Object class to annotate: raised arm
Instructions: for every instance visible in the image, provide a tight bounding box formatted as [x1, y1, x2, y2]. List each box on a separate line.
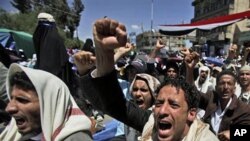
[225, 44, 237, 64]
[184, 51, 199, 85]
[93, 18, 127, 77]
[114, 42, 134, 63]
[149, 39, 165, 59]
[74, 18, 151, 132]
[241, 47, 250, 66]
[73, 51, 96, 75]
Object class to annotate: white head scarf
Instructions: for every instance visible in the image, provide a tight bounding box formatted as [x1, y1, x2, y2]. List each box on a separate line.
[0, 63, 91, 141]
[129, 73, 160, 99]
[195, 66, 212, 93]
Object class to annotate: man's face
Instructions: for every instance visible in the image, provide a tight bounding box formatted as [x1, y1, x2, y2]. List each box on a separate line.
[153, 85, 196, 141]
[199, 70, 209, 83]
[166, 68, 177, 79]
[216, 74, 236, 102]
[6, 85, 41, 135]
[239, 70, 250, 88]
[132, 79, 153, 109]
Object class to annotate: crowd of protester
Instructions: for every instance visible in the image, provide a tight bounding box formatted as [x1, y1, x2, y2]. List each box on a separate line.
[1, 13, 250, 141]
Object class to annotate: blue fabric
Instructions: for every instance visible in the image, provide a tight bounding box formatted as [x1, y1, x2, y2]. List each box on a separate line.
[93, 120, 119, 141]
[0, 32, 11, 48]
[94, 79, 130, 140]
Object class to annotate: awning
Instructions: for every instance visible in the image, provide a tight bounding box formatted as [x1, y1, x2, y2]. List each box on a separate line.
[158, 10, 250, 36]
[0, 28, 35, 58]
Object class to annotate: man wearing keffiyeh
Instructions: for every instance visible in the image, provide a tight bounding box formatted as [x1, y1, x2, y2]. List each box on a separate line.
[0, 64, 92, 141]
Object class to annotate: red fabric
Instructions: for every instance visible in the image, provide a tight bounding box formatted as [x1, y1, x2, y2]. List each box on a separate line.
[161, 10, 250, 27]
[158, 10, 250, 35]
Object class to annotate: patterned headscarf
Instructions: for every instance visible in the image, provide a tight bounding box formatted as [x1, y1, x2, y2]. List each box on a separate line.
[129, 73, 160, 98]
[0, 63, 91, 141]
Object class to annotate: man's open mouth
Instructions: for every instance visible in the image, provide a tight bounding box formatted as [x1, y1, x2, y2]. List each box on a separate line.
[158, 121, 172, 130]
[136, 99, 144, 106]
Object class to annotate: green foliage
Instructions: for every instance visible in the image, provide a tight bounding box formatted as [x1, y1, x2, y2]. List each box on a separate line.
[1, 0, 85, 47]
[57, 28, 83, 49]
[64, 38, 83, 49]
[11, 0, 32, 13]
[0, 8, 12, 29]
[0, 9, 38, 34]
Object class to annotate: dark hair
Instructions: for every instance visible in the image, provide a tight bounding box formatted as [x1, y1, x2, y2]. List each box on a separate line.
[155, 77, 200, 109]
[216, 70, 236, 84]
[10, 72, 36, 92]
[82, 38, 95, 55]
[165, 61, 179, 72]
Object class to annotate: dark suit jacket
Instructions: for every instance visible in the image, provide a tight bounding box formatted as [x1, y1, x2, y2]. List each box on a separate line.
[200, 91, 250, 133]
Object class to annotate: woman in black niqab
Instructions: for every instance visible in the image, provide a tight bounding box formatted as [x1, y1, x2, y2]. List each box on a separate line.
[33, 13, 73, 89]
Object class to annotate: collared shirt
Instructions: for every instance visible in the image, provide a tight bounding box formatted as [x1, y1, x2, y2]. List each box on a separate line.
[211, 98, 232, 134]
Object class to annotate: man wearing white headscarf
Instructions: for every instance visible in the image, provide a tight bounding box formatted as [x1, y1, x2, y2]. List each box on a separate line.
[194, 66, 214, 119]
[0, 63, 92, 141]
[194, 66, 213, 93]
[0, 62, 8, 103]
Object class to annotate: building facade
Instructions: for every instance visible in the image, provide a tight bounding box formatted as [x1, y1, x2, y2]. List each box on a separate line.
[135, 31, 187, 54]
[192, 0, 250, 57]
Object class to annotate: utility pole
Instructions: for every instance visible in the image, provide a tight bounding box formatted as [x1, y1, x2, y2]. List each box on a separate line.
[151, 0, 154, 32]
[150, 0, 154, 51]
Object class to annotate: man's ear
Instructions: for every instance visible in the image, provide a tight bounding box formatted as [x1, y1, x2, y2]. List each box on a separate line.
[187, 108, 197, 122]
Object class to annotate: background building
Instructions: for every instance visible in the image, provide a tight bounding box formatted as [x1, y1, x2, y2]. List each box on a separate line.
[192, 0, 250, 57]
[135, 31, 187, 54]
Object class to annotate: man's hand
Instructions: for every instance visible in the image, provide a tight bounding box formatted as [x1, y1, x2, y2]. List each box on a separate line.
[228, 44, 237, 59]
[93, 18, 127, 50]
[184, 51, 199, 84]
[180, 47, 191, 56]
[155, 39, 165, 50]
[73, 51, 96, 75]
[184, 51, 200, 69]
[218, 130, 230, 141]
[114, 43, 134, 63]
[93, 18, 127, 77]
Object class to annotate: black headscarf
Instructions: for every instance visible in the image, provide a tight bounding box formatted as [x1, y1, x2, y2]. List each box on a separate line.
[33, 20, 73, 88]
[82, 38, 95, 55]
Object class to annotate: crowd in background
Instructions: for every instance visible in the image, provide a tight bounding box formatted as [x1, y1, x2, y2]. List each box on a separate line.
[1, 13, 250, 141]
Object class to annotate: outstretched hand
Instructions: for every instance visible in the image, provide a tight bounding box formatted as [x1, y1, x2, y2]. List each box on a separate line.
[116, 42, 134, 57]
[93, 18, 127, 77]
[114, 42, 134, 63]
[180, 47, 191, 56]
[228, 44, 237, 59]
[93, 18, 127, 50]
[155, 39, 165, 50]
[184, 51, 200, 69]
[73, 51, 96, 75]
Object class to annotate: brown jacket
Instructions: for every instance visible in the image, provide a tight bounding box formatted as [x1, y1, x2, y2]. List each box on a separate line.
[200, 91, 250, 133]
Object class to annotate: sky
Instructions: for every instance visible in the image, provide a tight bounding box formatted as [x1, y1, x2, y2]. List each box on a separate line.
[0, 0, 194, 41]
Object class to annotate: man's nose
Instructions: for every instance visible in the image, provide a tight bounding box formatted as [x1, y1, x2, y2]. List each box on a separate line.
[134, 90, 142, 97]
[5, 100, 18, 114]
[159, 103, 170, 116]
[224, 83, 230, 89]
